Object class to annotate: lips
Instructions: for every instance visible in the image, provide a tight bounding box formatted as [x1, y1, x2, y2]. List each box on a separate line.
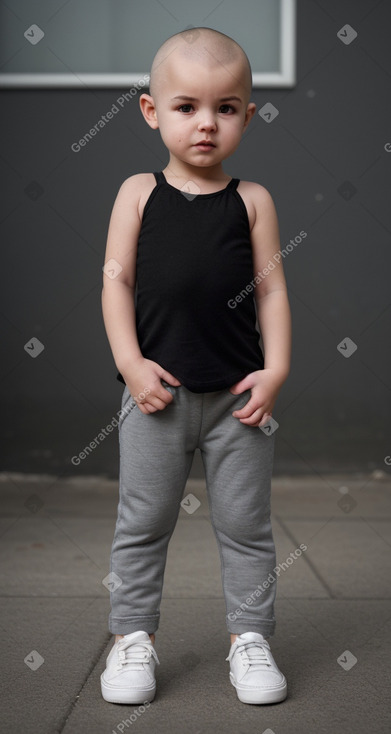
[194, 141, 215, 147]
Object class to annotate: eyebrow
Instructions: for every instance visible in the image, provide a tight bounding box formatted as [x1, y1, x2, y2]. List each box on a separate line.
[171, 95, 242, 103]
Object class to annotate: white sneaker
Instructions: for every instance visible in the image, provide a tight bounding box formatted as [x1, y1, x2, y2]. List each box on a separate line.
[101, 630, 160, 704]
[226, 632, 287, 704]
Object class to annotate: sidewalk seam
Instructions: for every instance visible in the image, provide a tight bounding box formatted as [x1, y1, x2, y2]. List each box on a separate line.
[56, 631, 112, 733]
[274, 514, 335, 598]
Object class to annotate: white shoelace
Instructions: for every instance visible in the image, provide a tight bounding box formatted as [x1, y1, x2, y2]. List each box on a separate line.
[226, 640, 272, 669]
[116, 638, 160, 671]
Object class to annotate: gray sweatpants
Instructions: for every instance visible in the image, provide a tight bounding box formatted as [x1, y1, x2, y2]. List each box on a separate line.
[108, 380, 277, 637]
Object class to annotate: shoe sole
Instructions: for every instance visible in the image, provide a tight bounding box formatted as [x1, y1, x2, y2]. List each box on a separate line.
[100, 673, 156, 704]
[229, 672, 287, 704]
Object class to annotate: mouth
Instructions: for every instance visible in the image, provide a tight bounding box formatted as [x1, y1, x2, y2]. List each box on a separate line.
[194, 141, 216, 151]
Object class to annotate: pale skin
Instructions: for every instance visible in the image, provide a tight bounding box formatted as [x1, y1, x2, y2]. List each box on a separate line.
[103, 39, 291, 650]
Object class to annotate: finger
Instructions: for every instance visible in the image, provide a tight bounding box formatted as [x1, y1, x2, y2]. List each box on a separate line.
[138, 387, 173, 407]
[139, 397, 169, 413]
[233, 406, 264, 426]
[161, 371, 182, 386]
[232, 399, 265, 419]
[138, 402, 161, 414]
[239, 413, 265, 427]
[157, 387, 175, 405]
[258, 412, 273, 427]
[151, 396, 171, 410]
[229, 373, 255, 395]
[136, 402, 152, 414]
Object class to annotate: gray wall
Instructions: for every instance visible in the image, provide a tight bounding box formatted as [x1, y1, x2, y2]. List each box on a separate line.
[1, 0, 390, 479]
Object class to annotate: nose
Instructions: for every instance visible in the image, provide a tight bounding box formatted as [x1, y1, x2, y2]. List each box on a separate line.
[197, 110, 217, 132]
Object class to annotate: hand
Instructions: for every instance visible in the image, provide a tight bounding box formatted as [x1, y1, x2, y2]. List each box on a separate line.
[120, 357, 181, 414]
[229, 369, 285, 428]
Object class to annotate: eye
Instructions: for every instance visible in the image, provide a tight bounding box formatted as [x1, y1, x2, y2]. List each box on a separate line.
[178, 104, 193, 113]
[176, 103, 236, 114]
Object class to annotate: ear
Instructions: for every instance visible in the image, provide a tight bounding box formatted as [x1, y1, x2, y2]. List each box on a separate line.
[139, 93, 159, 129]
[243, 102, 257, 131]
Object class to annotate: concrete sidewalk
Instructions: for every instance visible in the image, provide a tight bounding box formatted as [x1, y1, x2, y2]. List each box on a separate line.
[0, 471, 390, 734]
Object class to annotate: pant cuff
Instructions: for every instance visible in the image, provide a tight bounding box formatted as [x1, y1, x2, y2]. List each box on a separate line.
[109, 613, 160, 635]
[226, 616, 276, 637]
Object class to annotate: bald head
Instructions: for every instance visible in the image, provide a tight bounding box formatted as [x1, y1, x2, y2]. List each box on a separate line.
[149, 27, 252, 105]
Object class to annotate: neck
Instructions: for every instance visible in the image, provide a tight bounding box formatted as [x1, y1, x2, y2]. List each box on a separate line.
[164, 158, 228, 185]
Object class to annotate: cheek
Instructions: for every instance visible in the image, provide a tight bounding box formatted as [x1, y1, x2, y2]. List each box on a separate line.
[231, 121, 246, 138]
[224, 125, 240, 142]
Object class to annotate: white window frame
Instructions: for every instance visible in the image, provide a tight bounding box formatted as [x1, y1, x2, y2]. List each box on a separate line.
[0, 0, 296, 88]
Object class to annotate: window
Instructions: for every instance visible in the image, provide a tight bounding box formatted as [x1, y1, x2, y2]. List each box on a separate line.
[0, 0, 296, 88]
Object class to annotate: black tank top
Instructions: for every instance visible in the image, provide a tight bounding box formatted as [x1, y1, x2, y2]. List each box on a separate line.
[116, 170, 264, 392]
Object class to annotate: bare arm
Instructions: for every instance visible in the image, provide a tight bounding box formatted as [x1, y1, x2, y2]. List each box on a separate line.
[231, 184, 292, 426]
[101, 175, 181, 413]
[253, 188, 291, 384]
[101, 281, 141, 370]
[101, 176, 143, 371]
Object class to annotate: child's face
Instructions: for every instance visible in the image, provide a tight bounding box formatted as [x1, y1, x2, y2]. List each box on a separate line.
[140, 54, 256, 170]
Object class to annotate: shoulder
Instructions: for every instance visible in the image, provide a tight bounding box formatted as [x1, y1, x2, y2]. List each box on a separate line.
[118, 172, 156, 191]
[236, 180, 276, 231]
[238, 180, 275, 207]
[116, 172, 156, 198]
[115, 173, 157, 221]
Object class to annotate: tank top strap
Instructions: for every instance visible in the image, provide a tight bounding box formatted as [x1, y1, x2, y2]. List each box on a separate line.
[227, 177, 240, 191]
[153, 171, 165, 185]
